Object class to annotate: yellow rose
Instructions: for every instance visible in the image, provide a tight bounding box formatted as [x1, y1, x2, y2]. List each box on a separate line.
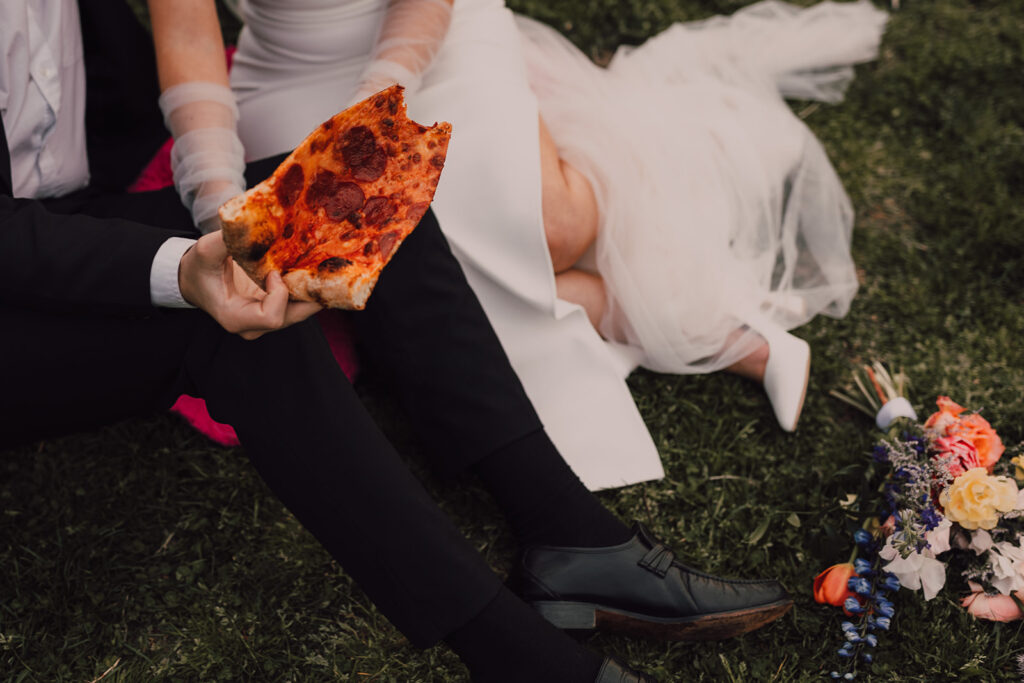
[1012, 455, 1024, 484]
[939, 468, 1018, 530]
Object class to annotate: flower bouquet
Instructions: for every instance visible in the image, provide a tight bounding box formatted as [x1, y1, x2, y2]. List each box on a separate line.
[816, 365, 1024, 679]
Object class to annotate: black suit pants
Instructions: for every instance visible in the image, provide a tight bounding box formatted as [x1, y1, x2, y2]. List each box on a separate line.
[1, 158, 543, 646]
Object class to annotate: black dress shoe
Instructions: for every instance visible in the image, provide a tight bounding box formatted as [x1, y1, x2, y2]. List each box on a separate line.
[512, 522, 792, 641]
[595, 657, 659, 682]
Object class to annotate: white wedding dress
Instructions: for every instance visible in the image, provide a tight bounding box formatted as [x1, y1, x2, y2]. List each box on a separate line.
[229, 0, 887, 490]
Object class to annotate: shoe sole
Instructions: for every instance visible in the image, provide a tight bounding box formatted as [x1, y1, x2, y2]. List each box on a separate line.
[790, 349, 810, 431]
[532, 597, 793, 641]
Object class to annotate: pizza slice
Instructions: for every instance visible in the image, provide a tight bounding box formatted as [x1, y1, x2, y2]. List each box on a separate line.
[219, 85, 451, 309]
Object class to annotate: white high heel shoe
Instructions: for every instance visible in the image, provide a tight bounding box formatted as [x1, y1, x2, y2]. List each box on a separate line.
[759, 327, 811, 433]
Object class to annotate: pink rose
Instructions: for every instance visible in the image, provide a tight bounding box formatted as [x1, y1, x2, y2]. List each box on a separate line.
[932, 436, 981, 480]
[924, 396, 1005, 471]
[961, 582, 1024, 622]
[931, 436, 981, 507]
[951, 413, 1005, 471]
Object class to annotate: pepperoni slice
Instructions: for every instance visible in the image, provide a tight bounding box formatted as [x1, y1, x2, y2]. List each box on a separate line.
[378, 231, 400, 259]
[276, 163, 304, 207]
[340, 126, 376, 167]
[306, 169, 365, 220]
[338, 126, 388, 182]
[406, 201, 431, 226]
[325, 183, 365, 220]
[352, 147, 387, 182]
[362, 196, 397, 226]
[306, 169, 339, 207]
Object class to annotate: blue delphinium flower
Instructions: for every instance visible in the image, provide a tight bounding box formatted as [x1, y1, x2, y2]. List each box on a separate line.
[919, 506, 942, 531]
[829, 536, 900, 680]
[868, 615, 891, 630]
[843, 596, 865, 614]
[874, 597, 896, 618]
[840, 620, 860, 641]
[880, 573, 900, 592]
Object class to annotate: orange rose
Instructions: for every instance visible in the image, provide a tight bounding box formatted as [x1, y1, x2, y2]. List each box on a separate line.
[813, 563, 857, 606]
[924, 396, 965, 433]
[950, 413, 1005, 470]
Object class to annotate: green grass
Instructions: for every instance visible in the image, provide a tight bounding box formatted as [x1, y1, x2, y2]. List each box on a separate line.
[4, 0, 1024, 680]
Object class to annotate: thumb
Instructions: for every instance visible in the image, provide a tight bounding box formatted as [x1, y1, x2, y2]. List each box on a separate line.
[196, 230, 230, 268]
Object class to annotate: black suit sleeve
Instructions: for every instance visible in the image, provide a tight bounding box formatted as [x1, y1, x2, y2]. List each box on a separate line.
[0, 195, 183, 316]
[0, 117, 188, 317]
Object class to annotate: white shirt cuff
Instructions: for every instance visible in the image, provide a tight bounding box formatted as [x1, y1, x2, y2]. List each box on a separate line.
[150, 236, 198, 308]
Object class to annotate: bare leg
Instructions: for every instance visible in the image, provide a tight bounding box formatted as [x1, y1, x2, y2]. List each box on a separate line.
[723, 330, 769, 383]
[539, 117, 772, 381]
[539, 116, 607, 327]
[555, 269, 606, 328]
[539, 116, 599, 274]
[537, 114, 778, 387]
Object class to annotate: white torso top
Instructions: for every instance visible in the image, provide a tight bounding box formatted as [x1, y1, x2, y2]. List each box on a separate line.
[239, 0, 383, 62]
[0, 0, 89, 198]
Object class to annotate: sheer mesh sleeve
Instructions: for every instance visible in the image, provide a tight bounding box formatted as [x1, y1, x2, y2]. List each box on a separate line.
[352, 0, 453, 103]
[159, 82, 246, 234]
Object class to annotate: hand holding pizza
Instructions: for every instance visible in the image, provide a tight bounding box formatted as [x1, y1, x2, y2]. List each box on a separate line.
[179, 231, 322, 340]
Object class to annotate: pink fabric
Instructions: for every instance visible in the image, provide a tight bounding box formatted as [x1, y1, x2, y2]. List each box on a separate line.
[131, 46, 360, 446]
[170, 394, 241, 446]
[127, 137, 174, 194]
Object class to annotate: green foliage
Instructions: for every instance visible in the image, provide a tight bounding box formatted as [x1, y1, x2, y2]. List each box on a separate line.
[6, 0, 1024, 680]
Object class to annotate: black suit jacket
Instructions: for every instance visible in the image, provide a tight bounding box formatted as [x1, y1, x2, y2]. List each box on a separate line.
[0, 0, 188, 317]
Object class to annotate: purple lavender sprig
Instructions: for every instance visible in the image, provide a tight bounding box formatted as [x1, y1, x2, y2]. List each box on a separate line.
[873, 434, 950, 560]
